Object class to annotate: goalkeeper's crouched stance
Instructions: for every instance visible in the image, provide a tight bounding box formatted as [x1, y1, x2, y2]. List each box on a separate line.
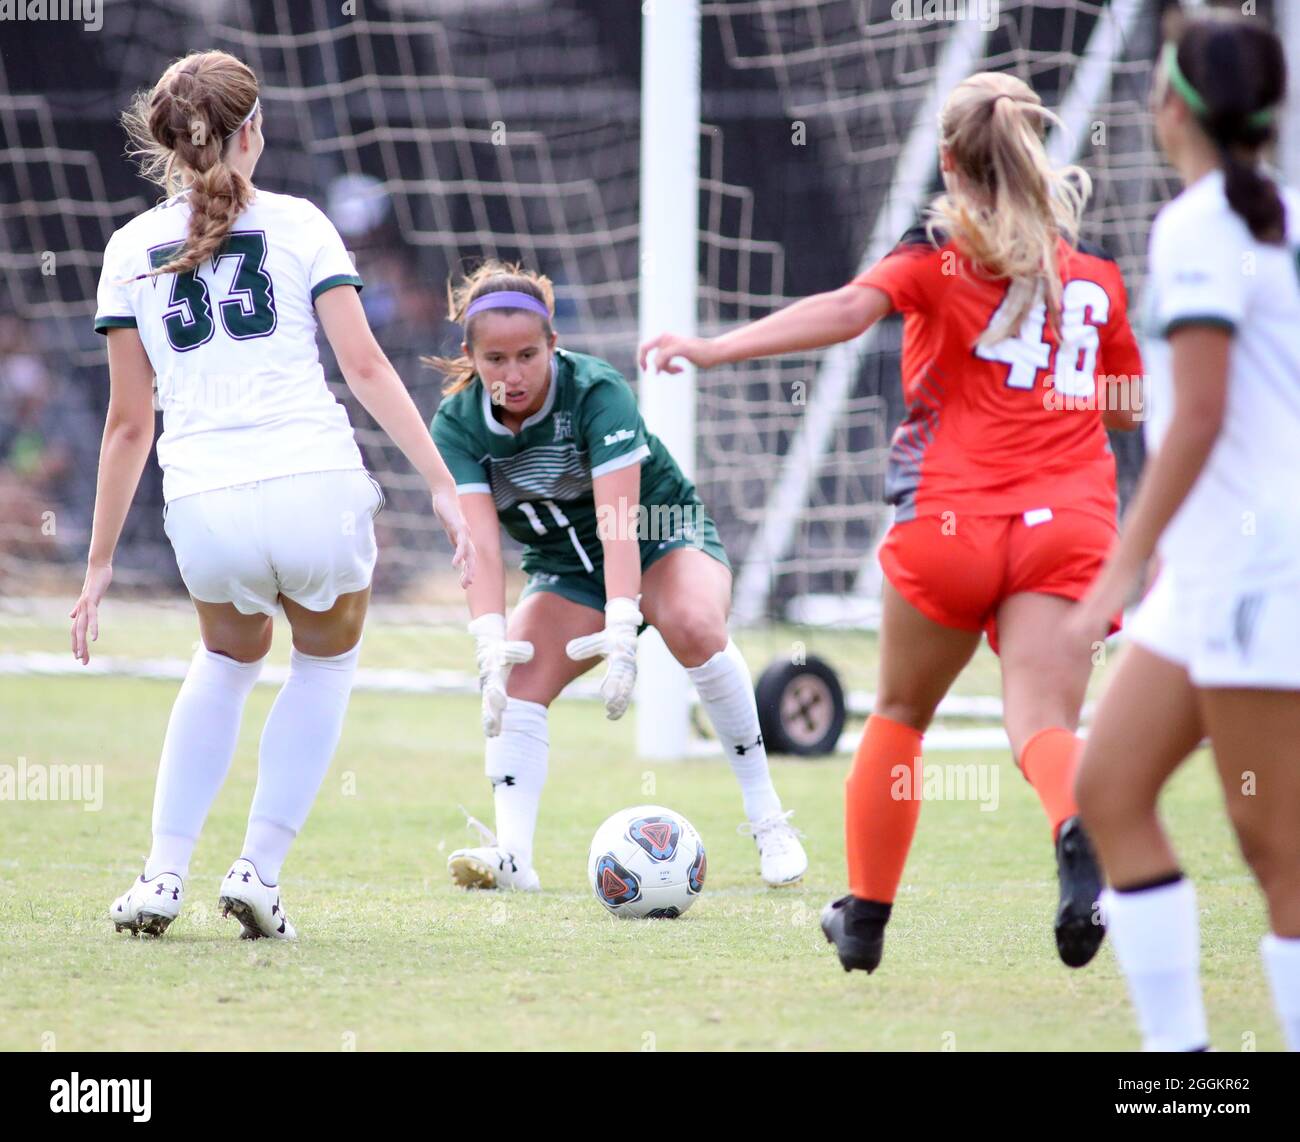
[428, 262, 807, 890]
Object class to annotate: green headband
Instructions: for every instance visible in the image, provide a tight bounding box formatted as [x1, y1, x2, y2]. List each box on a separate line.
[1161, 42, 1275, 129]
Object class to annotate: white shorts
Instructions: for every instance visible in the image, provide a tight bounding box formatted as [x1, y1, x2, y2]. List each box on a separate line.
[163, 469, 383, 617]
[1128, 569, 1300, 690]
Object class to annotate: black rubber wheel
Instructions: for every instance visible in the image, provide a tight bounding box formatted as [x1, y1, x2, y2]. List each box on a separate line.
[754, 654, 847, 757]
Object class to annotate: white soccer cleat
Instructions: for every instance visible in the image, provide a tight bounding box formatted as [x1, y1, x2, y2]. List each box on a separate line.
[740, 810, 808, 888]
[447, 846, 542, 892]
[448, 808, 541, 891]
[219, 858, 296, 940]
[110, 871, 184, 937]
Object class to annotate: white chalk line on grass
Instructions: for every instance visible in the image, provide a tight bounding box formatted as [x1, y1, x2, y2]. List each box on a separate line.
[0, 652, 1028, 753]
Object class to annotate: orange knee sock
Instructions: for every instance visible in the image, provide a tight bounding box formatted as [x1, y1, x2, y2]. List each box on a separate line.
[845, 714, 924, 903]
[1019, 726, 1082, 841]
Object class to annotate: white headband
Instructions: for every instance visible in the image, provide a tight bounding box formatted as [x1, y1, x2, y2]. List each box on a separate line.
[224, 97, 259, 146]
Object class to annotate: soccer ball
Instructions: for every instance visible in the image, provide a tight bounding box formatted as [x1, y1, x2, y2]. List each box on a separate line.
[587, 805, 706, 919]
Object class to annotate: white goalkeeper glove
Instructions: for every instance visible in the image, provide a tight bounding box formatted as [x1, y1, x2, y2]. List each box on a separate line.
[467, 613, 535, 737]
[565, 596, 642, 721]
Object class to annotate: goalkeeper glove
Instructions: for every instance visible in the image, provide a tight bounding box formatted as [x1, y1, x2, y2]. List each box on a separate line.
[565, 596, 642, 721]
[467, 612, 535, 737]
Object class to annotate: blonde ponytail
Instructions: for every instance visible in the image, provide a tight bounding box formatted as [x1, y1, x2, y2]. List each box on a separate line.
[929, 72, 1091, 345]
[122, 50, 259, 278]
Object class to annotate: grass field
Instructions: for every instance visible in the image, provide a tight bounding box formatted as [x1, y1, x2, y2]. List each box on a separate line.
[0, 600, 1282, 1051]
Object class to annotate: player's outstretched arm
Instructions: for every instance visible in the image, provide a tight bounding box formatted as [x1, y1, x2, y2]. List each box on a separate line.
[70, 328, 155, 665]
[316, 285, 475, 587]
[639, 283, 892, 374]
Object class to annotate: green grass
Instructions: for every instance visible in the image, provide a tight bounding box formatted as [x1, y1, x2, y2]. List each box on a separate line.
[0, 608, 1283, 1051]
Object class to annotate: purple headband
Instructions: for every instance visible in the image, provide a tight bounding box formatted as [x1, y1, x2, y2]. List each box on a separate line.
[464, 290, 551, 321]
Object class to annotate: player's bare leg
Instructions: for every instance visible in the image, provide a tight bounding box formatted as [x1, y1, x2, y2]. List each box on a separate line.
[1201, 687, 1300, 1048]
[641, 548, 808, 886]
[825, 579, 980, 972]
[450, 590, 600, 891]
[1076, 644, 1201, 886]
[998, 590, 1106, 966]
[1077, 643, 1208, 1049]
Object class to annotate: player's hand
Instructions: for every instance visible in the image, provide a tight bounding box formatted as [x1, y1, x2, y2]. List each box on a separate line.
[433, 489, 476, 589]
[70, 562, 113, 666]
[467, 612, 534, 737]
[565, 596, 641, 720]
[638, 333, 719, 375]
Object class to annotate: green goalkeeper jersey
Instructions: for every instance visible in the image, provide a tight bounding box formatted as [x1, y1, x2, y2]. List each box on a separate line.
[430, 348, 701, 577]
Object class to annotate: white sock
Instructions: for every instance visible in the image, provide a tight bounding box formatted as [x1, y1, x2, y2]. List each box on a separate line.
[485, 698, 548, 869]
[1262, 932, 1300, 1051]
[146, 647, 264, 880]
[1103, 877, 1210, 1051]
[242, 642, 360, 883]
[687, 640, 782, 822]
[239, 819, 297, 887]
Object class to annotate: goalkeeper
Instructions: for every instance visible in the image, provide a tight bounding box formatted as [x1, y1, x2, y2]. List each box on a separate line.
[428, 261, 806, 891]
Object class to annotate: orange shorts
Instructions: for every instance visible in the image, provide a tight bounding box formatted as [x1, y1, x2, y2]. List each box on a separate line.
[878, 508, 1120, 654]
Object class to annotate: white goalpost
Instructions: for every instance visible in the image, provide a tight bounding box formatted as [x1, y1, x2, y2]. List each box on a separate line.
[636, 0, 702, 760]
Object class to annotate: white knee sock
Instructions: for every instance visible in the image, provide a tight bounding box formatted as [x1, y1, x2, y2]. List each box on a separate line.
[485, 698, 548, 869]
[147, 647, 264, 881]
[1102, 877, 1209, 1051]
[1262, 932, 1300, 1051]
[242, 642, 360, 884]
[687, 640, 782, 822]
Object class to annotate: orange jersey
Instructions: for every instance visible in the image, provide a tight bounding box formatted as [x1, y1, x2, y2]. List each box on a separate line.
[854, 226, 1142, 524]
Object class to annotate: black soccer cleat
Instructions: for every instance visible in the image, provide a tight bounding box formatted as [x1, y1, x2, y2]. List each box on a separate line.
[1054, 815, 1106, 968]
[820, 895, 892, 974]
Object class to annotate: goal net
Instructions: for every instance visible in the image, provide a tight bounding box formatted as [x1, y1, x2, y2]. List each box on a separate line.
[0, 0, 1239, 615]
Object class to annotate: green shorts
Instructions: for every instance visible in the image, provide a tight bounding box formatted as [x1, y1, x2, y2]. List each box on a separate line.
[519, 508, 730, 614]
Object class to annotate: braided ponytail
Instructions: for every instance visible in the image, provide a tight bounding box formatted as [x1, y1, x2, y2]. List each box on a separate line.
[122, 50, 259, 277]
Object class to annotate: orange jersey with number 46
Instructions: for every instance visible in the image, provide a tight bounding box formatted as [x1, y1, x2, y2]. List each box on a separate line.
[854, 225, 1143, 525]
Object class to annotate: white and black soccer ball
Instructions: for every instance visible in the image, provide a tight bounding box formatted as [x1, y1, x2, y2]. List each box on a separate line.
[587, 805, 706, 919]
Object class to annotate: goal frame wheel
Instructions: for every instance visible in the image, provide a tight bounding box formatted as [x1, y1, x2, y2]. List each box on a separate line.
[754, 655, 846, 757]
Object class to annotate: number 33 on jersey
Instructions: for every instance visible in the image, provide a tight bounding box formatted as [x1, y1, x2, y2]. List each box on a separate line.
[853, 224, 1143, 526]
[93, 189, 366, 504]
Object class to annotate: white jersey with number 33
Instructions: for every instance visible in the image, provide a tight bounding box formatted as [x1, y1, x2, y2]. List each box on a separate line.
[1145, 170, 1300, 591]
[94, 189, 365, 502]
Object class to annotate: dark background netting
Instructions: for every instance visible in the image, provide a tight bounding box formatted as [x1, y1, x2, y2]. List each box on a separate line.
[0, 0, 1201, 613]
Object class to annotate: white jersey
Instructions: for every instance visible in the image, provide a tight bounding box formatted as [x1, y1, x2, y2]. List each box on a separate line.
[94, 189, 365, 502]
[1143, 169, 1300, 591]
